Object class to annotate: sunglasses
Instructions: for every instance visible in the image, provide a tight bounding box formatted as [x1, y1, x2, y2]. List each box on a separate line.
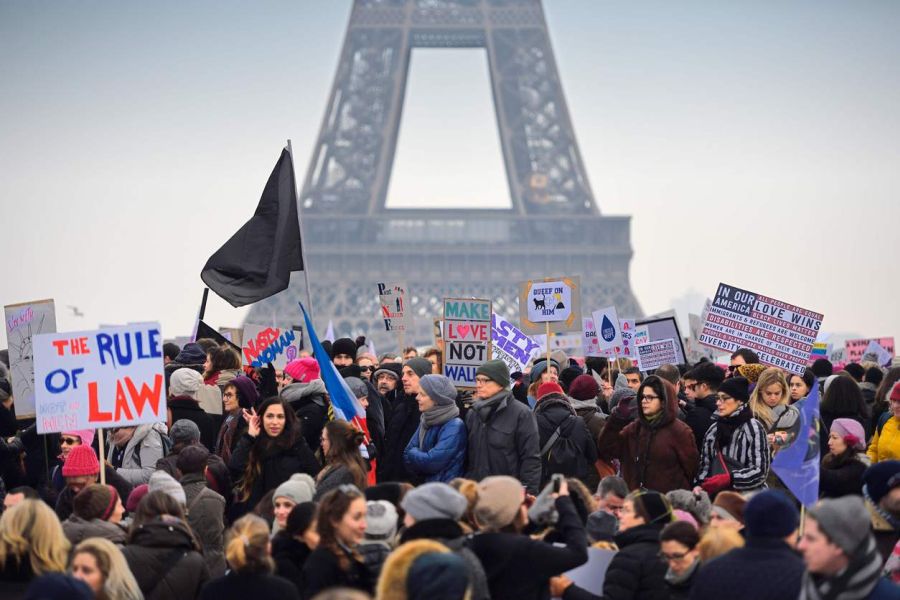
[359, 366, 374, 372]
[60, 437, 80, 446]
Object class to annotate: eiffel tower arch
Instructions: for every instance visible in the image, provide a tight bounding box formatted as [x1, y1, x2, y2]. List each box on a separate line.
[247, 0, 642, 349]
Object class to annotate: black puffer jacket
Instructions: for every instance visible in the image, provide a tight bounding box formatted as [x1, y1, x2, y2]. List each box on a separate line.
[377, 391, 421, 483]
[229, 433, 321, 509]
[563, 523, 668, 600]
[122, 517, 210, 600]
[168, 396, 218, 451]
[534, 393, 598, 486]
[683, 394, 717, 451]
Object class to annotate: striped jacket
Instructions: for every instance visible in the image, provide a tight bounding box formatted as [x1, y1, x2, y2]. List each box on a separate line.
[696, 412, 771, 491]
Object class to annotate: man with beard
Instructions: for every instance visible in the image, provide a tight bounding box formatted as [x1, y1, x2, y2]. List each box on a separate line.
[377, 358, 431, 483]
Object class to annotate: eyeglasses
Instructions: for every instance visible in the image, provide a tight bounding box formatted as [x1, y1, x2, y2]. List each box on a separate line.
[658, 551, 690, 562]
[716, 394, 734, 403]
[640, 394, 659, 401]
[60, 437, 80, 446]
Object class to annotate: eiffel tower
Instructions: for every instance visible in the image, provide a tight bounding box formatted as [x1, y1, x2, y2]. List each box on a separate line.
[246, 0, 642, 349]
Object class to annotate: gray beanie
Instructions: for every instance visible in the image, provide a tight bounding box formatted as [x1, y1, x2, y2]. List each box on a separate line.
[418, 375, 458, 407]
[148, 470, 186, 506]
[170, 419, 201, 445]
[809, 496, 872, 555]
[170, 368, 203, 397]
[365, 500, 398, 540]
[273, 474, 316, 505]
[405, 357, 433, 379]
[476, 359, 511, 389]
[667, 488, 712, 525]
[344, 376, 368, 399]
[401, 482, 468, 522]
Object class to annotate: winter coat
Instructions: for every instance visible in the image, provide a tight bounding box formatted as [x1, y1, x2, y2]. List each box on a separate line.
[168, 395, 218, 451]
[683, 395, 717, 452]
[196, 383, 223, 416]
[562, 522, 669, 600]
[688, 538, 804, 600]
[122, 517, 210, 600]
[181, 471, 227, 577]
[470, 495, 587, 600]
[0, 553, 34, 600]
[314, 464, 359, 501]
[570, 396, 607, 491]
[229, 432, 321, 509]
[53, 465, 133, 521]
[378, 391, 421, 483]
[155, 445, 229, 485]
[820, 451, 870, 498]
[200, 571, 300, 600]
[62, 515, 127, 545]
[110, 422, 169, 486]
[597, 383, 698, 493]
[281, 380, 329, 453]
[695, 405, 770, 492]
[358, 540, 391, 583]
[465, 389, 542, 495]
[300, 545, 373, 599]
[869, 414, 900, 464]
[399, 518, 490, 600]
[272, 533, 313, 594]
[821, 409, 869, 457]
[215, 410, 248, 466]
[403, 417, 467, 483]
[534, 394, 598, 486]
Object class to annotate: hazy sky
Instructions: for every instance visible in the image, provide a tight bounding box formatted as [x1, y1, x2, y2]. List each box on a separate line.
[2, 1, 899, 350]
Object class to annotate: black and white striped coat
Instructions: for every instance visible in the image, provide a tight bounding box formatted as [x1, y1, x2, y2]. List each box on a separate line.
[696, 413, 771, 491]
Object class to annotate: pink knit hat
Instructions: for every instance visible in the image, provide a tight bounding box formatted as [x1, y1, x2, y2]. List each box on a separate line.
[285, 357, 320, 383]
[830, 418, 866, 452]
[62, 429, 95, 448]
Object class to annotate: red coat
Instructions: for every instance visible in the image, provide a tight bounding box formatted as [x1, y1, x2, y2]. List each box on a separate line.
[597, 378, 698, 493]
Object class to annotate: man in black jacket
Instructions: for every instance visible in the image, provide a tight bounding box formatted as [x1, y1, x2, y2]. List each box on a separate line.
[681, 362, 725, 451]
[376, 358, 430, 483]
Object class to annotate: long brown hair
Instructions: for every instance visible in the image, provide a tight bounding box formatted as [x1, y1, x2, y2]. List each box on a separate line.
[204, 345, 241, 379]
[316, 485, 365, 571]
[319, 420, 368, 490]
[238, 397, 300, 502]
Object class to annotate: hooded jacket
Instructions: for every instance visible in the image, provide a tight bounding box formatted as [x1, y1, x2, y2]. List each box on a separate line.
[61, 515, 127, 545]
[597, 378, 698, 493]
[110, 422, 170, 486]
[122, 516, 210, 600]
[281, 380, 329, 453]
[534, 393, 598, 485]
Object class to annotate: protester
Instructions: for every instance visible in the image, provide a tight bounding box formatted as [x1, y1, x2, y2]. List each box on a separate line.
[863, 367, 885, 410]
[22, 573, 93, 600]
[47, 428, 95, 498]
[465, 360, 542, 494]
[694, 377, 770, 495]
[375, 539, 470, 600]
[378, 358, 431, 483]
[203, 345, 243, 390]
[862, 461, 900, 561]
[109, 422, 170, 486]
[70, 538, 142, 600]
[273, 502, 319, 593]
[403, 374, 467, 483]
[594, 476, 628, 520]
[230, 397, 321, 512]
[623, 367, 643, 391]
[315, 420, 368, 500]
[709, 490, 746, 530]
[177, 445, 227, 576]
[272, 473, 316, 535]
[2, 486, 38, 511]
[729, 348, 760, 370]
[357, 500, 397, 581]
[167, 369, 218, 450]
[469, 475, 588, 599]
[598, 375, 698, 493]
[300, 485, 373, 598]
[750, 367, 801, 453]
[789, 369, 817, 403]
[423, 348, 442, 375]
[870, 383, 900, 464]
[282, 357, 330, 453]
[821, 418, 871, 498]
[122, 490, 209, 599]
[332, 338, 359, 368]
[681, 362, 726, 451]
[660, 520, 701, 600]
[166, 342, 223, 416]
[62, 484, 126, 545]
[798, 496, 898, 600]
[873, 369, 900, 430]
[215, 376, 258, 465]
[689, 490, 803, 600]
[820, 374, 871, 455]
[534, 381, 598, 485]
[666, 488, 712, 527]
[696, 526, 745, 562]
[0, 500, 69, 595]
[355, 353, 377, 381]
[55, 445, 132, 521]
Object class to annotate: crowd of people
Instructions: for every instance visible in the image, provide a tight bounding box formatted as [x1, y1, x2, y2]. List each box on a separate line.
[1, 335, 900, 600]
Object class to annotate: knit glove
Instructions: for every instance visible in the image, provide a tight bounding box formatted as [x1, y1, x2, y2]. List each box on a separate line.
[701, 473, 731, 496]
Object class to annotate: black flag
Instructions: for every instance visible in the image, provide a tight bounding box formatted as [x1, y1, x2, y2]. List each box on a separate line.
[195, 319, 242, 355]
[201, 149, 303, 307]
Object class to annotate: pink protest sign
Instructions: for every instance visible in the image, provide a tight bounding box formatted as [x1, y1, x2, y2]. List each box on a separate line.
[845, 337, 894, 364]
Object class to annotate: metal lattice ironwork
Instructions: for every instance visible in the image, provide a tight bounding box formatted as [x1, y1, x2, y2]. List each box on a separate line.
[246, 0, 642, 349]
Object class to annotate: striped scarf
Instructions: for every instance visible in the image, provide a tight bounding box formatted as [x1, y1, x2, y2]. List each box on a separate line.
[799, 536, 883, 600]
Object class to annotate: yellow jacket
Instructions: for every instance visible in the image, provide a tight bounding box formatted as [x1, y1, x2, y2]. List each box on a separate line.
[867, 415, 900, 463]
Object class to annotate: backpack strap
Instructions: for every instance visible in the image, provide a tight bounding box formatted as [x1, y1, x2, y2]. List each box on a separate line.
[541, 424, 563, 457]
[878, 411, 892, 436]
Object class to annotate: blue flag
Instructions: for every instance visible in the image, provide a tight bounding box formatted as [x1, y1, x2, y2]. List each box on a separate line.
[299, 302, 369, 441]
[771, 378, 820, 507]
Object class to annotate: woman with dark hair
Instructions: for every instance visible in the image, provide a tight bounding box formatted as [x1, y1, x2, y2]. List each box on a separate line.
[273, 502, 319, 593]
[300, 485, 373, 599]
[122, 491, 209, 599]
[597, 375, 698, 493]
[820, 418, 870, 498]
[787, 369, 816, 404]
[229, 397, 321, 514]
[659, 520, 701, 600]
[819, 374, 870, 456]
[215, 376, 259, 465]
[203, 345, 243, 389]
[315, 421, 369, 501]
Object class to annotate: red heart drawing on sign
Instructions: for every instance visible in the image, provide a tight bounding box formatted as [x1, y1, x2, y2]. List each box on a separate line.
[456, 325, 470, 339]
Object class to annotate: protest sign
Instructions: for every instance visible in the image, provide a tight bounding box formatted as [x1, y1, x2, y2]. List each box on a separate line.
[241, 323, 302, 369]
[633, 325, 649, 347]
[443, 298, 491, 387]
[534, 333, 582, 353]
[582, 318, 603, 357]
[636, 339, 679, 372]
[33, 323, 165, 434]
[553, 548, 616, 598]
[491, 314, 541, 375]
[687, 312, 718, 363]
[583, 317, 636, 358]
[377, 282, 410, 332]
[519, 276, 582, 334]
[845, 337, 894, 364]
[809, 341, 832, 362]
[4, 299, 57, 419]
[635, 316, 687, 365]
[861, 340, 893, 367]
[699, 283, 823, 375]
[591, 306, 622, 352]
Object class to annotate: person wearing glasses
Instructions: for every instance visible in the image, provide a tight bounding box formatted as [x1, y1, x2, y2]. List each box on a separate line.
[47, 429, 133, 514]
[597, 375, 698, 494]
[355, 353, 377, 382]
[694, 377, 770, 497]
[728, 348, 760, 376]
[681, 362, 726, 452]
[659, 520, 701, 600]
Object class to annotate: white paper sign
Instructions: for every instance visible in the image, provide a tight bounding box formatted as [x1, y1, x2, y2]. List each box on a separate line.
[636, 338, 679, 372]
[592, 306, 622, 352]
[4, 299, 57, 419]
[526, 279, 573, 323]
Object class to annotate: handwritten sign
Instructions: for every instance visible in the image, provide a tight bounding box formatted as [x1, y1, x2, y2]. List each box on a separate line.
[443, 298, 491, 387]
[242, 323, 300, 369]
[845, 337, 894, 364]
[377, 281, 410, 332]
[636, 338, 679, 372]
[519, 276, 582, 334]
[33, 323, 165, 433]
[699, 283, 823, 375]
[4, 299, 57, 419]
[491, 315, 541, 375]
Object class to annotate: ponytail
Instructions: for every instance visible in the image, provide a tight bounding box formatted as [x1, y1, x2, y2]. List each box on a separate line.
[225, 515, 273, 574]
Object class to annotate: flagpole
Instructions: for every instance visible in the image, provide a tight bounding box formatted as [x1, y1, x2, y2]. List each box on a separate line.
[287, 139, 315, 321]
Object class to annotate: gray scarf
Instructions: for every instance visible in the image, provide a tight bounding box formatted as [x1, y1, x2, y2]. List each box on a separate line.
[799, 536, 883, 600]
[665, 559, 700, 587]
[472, 390, 508, 422]
[419, 404, 460, 446]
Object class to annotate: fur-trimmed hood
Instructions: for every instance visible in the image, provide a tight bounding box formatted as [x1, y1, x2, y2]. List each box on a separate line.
[376, 539, 454, 600]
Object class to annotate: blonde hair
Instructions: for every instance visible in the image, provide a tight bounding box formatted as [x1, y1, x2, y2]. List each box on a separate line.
[750, 368, 789, 429]
[72, 538, 143, 600]
[225, 514, 274, 574]
[697, 526, 745, 561]
[0, 499, 69, 576]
